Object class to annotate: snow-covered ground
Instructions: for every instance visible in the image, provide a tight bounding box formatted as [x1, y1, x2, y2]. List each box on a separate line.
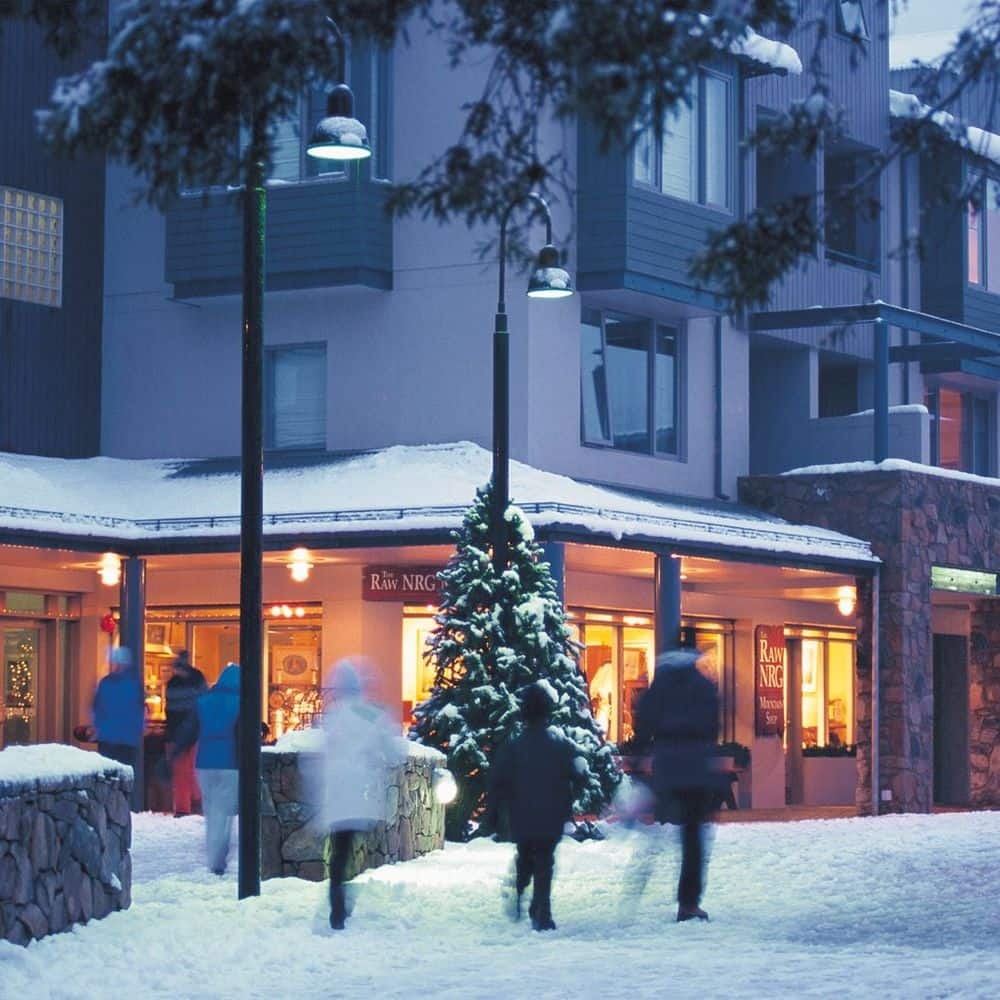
[2, 811, 999, 999]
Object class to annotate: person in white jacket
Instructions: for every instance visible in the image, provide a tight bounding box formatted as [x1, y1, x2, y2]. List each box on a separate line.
[319, 659, 406, 930]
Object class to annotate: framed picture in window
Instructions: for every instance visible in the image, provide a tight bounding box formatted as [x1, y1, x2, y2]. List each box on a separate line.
[146, 624, 167, 647]
[272, 645, 318, 686]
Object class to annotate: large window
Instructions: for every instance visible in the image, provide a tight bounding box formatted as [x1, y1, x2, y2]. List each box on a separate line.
[265, 344, 327, 451]
[967, 177, 1000, 291]
[0, 186, 63, 307]
[824, 140, 880, 270]
[790, 630, 855, 750]
[633, 70, 732, 210]
[925, 386, 994, 476]
[581, 309, 681, 456]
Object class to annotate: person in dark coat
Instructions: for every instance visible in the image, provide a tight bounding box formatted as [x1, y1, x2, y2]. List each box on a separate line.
[92, 646, 144, 769]
[635, 645, 720, 922]
[488, 681, 583, 931]
[165, 649, 207, 817]
[195, 663, 240, 875]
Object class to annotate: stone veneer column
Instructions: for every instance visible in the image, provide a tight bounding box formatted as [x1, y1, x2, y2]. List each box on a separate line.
[968, 600, 1000, 806]
[853, 574, 875, 814]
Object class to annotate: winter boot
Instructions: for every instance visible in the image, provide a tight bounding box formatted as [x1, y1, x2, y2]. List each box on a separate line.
[676, 904, 709, 922]
[330, 883, 347, 930]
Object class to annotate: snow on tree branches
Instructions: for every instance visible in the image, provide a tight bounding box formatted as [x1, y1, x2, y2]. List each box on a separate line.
[410, 483, 619, 841]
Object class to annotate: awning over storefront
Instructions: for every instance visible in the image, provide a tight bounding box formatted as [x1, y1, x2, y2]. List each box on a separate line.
[0, 442, 877, 571]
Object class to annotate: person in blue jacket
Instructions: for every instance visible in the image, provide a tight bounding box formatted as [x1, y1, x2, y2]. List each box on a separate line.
[195, 663, 240, 875]
[92, 646, 144, 769]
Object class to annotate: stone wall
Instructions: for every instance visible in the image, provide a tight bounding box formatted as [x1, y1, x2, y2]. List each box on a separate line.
[741, 466, 1000, 814]
[1, 753, 132, 946]
[261, 746, 446, 881]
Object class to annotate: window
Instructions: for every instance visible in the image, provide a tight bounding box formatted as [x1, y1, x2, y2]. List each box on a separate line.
[967, 177, 1000, 290]
[0, 186, 63, 307]
[926, 386, 994, 475]
[756, 109, 817, 222]
[836, 1, 869, 40]
[824, 141, 880, 270]
[368, 44, 392, 181]
[265, 344, 327, 450]
[581, 308, 681, 456]
[818, 357, 859, 418]
[633, 70, 732, 210]
[799, 635, 855, 749]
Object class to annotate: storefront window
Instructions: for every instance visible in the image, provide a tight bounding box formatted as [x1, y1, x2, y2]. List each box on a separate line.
[793, 628, 855, 748]
[570, 609, 733, 745]
[402, 608, 438, 724]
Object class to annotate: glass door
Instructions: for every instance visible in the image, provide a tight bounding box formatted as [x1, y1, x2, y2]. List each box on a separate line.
[1, 625, 41, 748]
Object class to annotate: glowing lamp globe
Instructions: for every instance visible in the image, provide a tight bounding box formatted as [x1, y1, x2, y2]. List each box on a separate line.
[432, 767, 458, 805]
[306, 84, 371, 162]
[527, 244, 573, 299]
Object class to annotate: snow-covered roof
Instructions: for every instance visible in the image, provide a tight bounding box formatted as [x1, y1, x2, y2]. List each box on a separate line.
[0, 442, 876, 567]
[890, 89, 1000, 168]
[889, 30, 959, 71]
[0, 744, 131, 793]
[730, 27, 801, 75]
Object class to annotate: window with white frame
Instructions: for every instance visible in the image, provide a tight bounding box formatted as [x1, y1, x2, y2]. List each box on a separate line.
[265, 344, 327, 450]
[967, 176, 1000, 291]
[581, 308, 681, 456]
[0, 186, 63, 307]
[633, 70, 732, 210]
[836, 1, 869, 40]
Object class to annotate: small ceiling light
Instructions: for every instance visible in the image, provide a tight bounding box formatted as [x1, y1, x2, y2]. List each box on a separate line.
[294, 607, 305, 618]
[270, 606, 283, 617]
[526, 244, 573, 299]
[98, 553, 121, 587]
[282, 605, 293, 618]
[289, 547, 313, 583]
[306, 84, 371, 161]
[837, 586, 856, 617]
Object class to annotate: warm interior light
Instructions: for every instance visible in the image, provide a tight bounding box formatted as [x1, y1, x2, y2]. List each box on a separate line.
[289, 547, 313, 583]
[98, 553, 121, 587]
[294, 607, 305, 618]
[270, 606, 283, 617]
[623, 615, 651, 626]
[837, 586, 856, 617]
[282, 605, 293, 618]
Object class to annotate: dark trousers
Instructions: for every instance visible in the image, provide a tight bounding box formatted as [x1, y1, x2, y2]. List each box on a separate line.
[515, 838, 558, 919]
[672, 788, 709, 909]
[329, 830, 354, 922]
[98, 742, 136, 769]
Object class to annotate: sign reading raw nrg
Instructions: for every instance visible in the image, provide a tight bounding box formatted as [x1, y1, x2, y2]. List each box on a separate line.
[755, 625, 786, 736]
[362, 566, 444, 603]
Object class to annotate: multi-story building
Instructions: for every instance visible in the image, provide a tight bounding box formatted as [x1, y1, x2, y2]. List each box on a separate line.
[1, 1, 997, 816]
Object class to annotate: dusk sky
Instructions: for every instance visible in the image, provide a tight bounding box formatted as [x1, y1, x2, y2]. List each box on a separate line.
[890, 0, 977, 34]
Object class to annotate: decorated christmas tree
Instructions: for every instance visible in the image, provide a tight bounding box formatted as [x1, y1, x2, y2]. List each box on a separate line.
[411, 482, 620, 839]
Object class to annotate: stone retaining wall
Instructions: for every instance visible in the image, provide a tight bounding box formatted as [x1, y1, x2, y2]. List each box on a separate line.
[1, 752, 132, 945]
[261, 746, 446, 881]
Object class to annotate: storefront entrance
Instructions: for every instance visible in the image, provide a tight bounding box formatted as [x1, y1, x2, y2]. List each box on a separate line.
[1, 624, 41, 747]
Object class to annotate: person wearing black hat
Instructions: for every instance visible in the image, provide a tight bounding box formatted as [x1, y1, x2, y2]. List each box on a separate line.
[488, 680, 583, 931]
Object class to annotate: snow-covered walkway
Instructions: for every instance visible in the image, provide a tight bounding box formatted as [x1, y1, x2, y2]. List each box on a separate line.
[2, 811, 999, 998]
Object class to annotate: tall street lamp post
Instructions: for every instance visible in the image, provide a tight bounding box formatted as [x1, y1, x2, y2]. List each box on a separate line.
[238, 25, 370, 900]
[491, 194, 574, 575]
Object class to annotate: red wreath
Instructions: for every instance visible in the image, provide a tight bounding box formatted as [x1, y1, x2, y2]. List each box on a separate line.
[100, 612, 117, 635]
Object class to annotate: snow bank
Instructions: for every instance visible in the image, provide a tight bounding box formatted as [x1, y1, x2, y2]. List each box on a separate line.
[783, 456, 1000, 488]
[0, 743, 131, 790]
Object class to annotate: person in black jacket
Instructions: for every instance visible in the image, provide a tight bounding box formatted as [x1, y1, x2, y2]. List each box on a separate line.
[488, 681, 583, 932]
[165, 650, 207, 817]
[635, 643, 720, 922]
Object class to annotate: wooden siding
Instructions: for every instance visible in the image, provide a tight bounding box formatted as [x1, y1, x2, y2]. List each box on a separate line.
[165, 176, 393, 296]
[918, 149, 964, 321]
[745, 0, 891, 356]
[0, 15, 106, 457]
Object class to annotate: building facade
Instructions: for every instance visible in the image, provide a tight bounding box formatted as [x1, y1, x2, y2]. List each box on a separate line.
[1, 1, 999, 816]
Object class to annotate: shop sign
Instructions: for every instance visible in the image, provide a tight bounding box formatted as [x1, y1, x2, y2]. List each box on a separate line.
[755, 625, 785, 737]
[362, 565, 444, 603]
[931, 566, 999, 595]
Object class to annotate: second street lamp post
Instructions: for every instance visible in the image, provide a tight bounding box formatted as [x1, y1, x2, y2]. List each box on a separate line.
[491, 194, 573, 576]
[238, 26, 370, 900]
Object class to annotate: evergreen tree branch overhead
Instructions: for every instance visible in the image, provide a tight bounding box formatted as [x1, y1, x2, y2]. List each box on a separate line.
[17, 1, 1000, 310]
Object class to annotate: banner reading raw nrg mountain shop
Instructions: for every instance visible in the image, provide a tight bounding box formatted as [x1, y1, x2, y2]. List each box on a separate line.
[362, 566, 445, 603]
[755, 625, 786, 736]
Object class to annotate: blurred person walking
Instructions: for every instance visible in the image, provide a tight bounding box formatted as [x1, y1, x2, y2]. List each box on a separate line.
[488, 681, 583, 932]
[319, 659, 405, 930]
[92, 646, 144, 770]
[195, 662, 240, 875]
[635, 641, 720, 922]
[165, 649, 206, 817]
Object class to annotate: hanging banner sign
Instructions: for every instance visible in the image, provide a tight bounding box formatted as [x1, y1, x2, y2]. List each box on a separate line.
[755, 624, 786, 737]
[362, 565, 444, 603]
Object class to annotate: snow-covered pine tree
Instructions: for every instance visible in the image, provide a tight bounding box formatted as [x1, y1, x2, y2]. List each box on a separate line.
[411, 482, 619, 840]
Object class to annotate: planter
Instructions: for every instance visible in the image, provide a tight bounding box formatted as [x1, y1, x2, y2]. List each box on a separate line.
[801, 755, 857, 806]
